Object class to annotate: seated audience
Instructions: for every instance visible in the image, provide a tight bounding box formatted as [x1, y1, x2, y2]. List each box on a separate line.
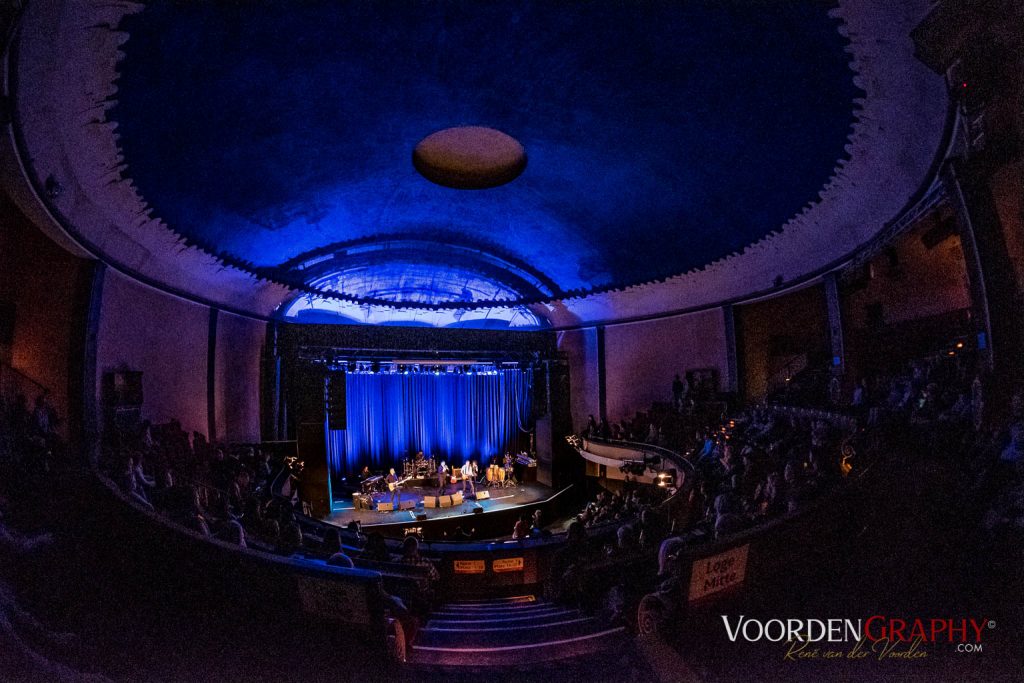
[359, 532, 391, 563]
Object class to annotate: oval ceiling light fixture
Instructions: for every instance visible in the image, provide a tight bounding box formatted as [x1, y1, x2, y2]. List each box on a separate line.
[413, 126, 526, 189]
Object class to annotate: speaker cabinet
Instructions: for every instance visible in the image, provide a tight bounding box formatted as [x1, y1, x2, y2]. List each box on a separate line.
[450, 491, 464, 505]
[326, 373, 347, 430]
[424, 496, 438, 508]
[376, 502, 394, 512]
[475, 490, 490, 500]
[297, 422, 330, 518]
[415, 512, 427, 521]
[400, 499, 416, 510]
[439, 496, 453, 508]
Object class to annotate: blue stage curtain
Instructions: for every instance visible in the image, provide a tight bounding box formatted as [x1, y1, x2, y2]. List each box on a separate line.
[326, 368, 532, 480]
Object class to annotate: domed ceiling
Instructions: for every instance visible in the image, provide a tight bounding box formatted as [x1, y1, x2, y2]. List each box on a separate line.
[109, 0, 859, 308]
[8, 0, 948, 327]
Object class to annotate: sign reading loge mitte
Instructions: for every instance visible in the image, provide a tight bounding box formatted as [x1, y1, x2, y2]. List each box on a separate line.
[689, 544, 749, 602]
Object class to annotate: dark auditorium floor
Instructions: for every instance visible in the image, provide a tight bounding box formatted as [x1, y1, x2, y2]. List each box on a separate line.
[5, 449, 1021, 682]
[660, 444, 1023, 682]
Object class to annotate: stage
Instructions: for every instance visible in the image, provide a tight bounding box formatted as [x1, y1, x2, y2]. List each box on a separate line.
[320, 481, 575, 539]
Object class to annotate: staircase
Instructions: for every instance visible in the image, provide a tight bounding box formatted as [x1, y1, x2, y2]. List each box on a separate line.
[406, 595, 627, 670]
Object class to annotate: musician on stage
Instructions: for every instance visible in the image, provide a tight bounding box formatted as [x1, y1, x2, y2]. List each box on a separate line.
[436, 460, 449, 496]
[386, 467, 400, 509]
[461, 459, 476, 496]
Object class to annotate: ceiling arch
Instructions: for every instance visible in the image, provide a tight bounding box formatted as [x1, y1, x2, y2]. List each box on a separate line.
[5, 0, 948, 327]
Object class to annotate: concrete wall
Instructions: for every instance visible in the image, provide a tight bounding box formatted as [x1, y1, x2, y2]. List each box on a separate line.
[96, 270, 210, 438]
[844, 219, 971, 329]
[215, 311, 266, 443]
[0, 198, 90, 440]
[557, 328, 599, 433]
[558, 309, 730, 429]
[603, 309, 728, 422]
[737, 285, 830, 401]
[96, 271, 265, 442]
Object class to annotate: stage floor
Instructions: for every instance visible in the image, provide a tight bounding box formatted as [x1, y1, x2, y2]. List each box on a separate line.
[322, 481, 556, 529]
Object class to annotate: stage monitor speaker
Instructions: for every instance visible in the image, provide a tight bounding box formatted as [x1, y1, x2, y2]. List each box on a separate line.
[376, 502, 394, 512]
[415, 512, 427, 521]
[440, 496, 453, 508]
[400, 499, 416, 510]
[424, 496, 438, 508]
[475, 491, 490, 500]
[473, 505, 483, 514]
[450, 491, 464, 505]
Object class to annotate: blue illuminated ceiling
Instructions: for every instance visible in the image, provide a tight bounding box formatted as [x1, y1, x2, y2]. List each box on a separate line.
[111, 0, 860, 310]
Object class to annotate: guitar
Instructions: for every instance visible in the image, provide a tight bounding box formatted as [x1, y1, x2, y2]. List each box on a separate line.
[388, 476, 414, 492]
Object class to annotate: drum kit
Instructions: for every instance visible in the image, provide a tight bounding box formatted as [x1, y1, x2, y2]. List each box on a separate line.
[402, 456, 436, 479]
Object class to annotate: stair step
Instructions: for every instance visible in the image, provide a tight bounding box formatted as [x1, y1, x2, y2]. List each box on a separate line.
[415, 617, 601, 648]
[429, 605, 561, 618]
[426, 609, 578, 628]
[408, 626, 627, 667]
[447, 595, 537, 606]
[441, 601, 550, 611]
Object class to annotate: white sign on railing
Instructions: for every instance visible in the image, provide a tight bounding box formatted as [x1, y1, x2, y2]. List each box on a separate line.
[688, 544, 749, 602]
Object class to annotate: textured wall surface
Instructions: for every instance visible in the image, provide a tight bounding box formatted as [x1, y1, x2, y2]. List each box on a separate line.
[557, 328, 599, 433]
[603, 309, 728, 422]
[96, 271, 209, 437]
[737, 285, 830, 400]
[844, 225, 970, 329]
[0, 199, 89, 438]
[215, 312, 266, 443]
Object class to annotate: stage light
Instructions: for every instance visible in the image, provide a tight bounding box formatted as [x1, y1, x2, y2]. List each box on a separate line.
[655, 470, 676, 488]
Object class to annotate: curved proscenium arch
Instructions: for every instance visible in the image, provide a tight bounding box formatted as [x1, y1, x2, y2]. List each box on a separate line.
[282, 297, 547, 330]
[277, 237, 554, 328]
[281, 236, 559, 306]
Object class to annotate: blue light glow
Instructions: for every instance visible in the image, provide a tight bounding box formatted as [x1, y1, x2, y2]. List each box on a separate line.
[112, 0, 860, 305]
[283, 296, 546, 329]
[325, 368, 533, 481]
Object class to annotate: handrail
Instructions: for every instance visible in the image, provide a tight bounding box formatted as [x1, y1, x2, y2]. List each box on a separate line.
[0, 361, 51, 396]
[761, 402, 859, 430]
[581, 435, 696, 475]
